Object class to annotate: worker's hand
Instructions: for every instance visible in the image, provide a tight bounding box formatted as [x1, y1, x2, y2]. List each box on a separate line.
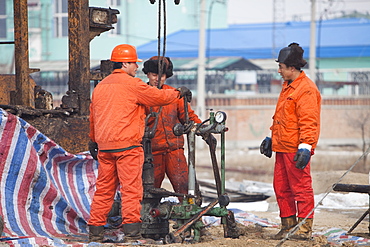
[260, 137, 272, 158]
[183, 121, 194, 133]
[88, 140, 99, 160]
[176, 86, 192, 102]
[294, 143, 312, 169]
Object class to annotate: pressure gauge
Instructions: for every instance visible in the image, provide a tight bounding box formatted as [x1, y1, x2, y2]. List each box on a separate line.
[215, 111, 227, 123]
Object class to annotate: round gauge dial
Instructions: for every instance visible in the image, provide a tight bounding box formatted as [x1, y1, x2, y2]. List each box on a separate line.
[215, 111, 227, 123]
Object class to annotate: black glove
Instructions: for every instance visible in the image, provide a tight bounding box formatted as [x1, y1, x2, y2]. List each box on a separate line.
[294, 143, 312, 169]
[88, 140, 98, 160]
[183, 121, 194, 133]
[176, 86, 192, 102]
[260, 137, 272, 158]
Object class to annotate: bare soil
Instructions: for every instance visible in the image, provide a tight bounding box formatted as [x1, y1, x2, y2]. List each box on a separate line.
[82, 146, 370, 246]
[125, 169, 369, 247]
[156, 147, 370, 247]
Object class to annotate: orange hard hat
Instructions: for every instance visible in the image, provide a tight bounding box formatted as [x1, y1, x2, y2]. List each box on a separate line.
[110, 44, 143, 62]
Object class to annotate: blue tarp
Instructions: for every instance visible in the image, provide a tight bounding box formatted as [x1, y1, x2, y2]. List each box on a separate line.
[0, 108, 98, 245]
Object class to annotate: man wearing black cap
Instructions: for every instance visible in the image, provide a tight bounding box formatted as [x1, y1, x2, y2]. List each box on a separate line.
[260, 43, 321, 240]
[142, 56, 202, 200]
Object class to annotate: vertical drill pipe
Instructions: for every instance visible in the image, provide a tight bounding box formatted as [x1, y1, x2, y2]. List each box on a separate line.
[183, 95, 194, 196]
[187, 131, 196, 196]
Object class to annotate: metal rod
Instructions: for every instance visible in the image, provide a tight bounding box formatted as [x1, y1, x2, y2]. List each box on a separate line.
[347, 209, 369, 234]
[172, 197, 219, 237]
[333, 183, 370, 194]
[221, 131, 225, 195]
[187, 130, 196, 197]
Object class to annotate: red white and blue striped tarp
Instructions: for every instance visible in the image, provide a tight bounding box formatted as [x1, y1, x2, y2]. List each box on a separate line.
[0, 108, 98, 246]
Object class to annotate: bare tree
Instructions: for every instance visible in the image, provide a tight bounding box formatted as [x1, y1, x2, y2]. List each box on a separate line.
[347, 108, 370, 172]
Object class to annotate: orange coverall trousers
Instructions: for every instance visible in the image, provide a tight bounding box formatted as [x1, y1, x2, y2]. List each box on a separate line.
[273, 152, 314, 219]
[88, 147, 144, 226]
[152, 148, 188, 195]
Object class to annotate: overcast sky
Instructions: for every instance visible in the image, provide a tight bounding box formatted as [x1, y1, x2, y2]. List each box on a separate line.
[227, 0, 370, 24]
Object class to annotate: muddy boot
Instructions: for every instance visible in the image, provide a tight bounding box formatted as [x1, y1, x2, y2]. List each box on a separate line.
[88, 225, 105, 243]
[273, 215, 297, 240]
[291, 218, 313, 240]
[122, 222, 142, 243]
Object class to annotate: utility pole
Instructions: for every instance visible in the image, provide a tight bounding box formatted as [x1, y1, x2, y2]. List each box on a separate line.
[197, 0, 206, 122]
[272, 0, 285, 57]
[309, 0, 317, 81]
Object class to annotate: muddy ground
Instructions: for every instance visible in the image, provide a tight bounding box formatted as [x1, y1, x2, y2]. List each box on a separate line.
[154, 146, 370, 247]
[157, 171, 370, 247]
[51, 146, 370, 246]
[93, 146, 369, 247]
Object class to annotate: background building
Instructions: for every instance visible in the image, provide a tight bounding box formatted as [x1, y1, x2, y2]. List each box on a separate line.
[136, 18, 370, 96]
[0, 0, 228, 102]
[0, 0, 369, 159]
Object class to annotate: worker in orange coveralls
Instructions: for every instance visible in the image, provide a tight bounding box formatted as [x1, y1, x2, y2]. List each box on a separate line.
[142, 56, 202, 198]
[88, 45, 192, 243]
[260, 43, 321, 240]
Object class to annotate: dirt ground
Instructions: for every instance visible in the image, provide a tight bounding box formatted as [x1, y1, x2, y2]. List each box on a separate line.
[155, 171, 370, 247]
[50, 147, 370, 246]
[115, 145, 370, 247]
[101, 206, 370, 247]
[97, 168, 369, 247]
[150, 147, 370, 247]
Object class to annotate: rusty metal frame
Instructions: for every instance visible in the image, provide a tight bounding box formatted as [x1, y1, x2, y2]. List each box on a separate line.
[13, 0, 33, 106]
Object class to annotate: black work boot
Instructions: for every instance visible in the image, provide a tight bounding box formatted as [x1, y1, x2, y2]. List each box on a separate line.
[88, 225, 105, 243]
[122, 223, 142, 243]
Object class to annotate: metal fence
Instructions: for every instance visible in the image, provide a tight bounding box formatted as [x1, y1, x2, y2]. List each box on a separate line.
[31, 69, 370, 106]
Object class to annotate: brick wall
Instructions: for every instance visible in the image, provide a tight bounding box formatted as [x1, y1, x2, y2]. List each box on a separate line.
[192, 95, 370, 149]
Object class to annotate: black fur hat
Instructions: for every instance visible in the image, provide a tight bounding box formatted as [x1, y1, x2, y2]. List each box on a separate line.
[276, 42, 307, 69]
[142, 56, 173, 78]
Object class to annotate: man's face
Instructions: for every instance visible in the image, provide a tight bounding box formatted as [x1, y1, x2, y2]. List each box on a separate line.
[124, 62, 138, 77]
[278, 63, 294, 81]
[147, 72, 167, 88]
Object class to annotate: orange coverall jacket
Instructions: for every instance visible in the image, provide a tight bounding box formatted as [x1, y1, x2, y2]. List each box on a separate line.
[145, 84, 201, 195]
[89, 69, 179, 150]
[146, 84, 201, 152]
[88, 69, 179, 226]
[271, 71, 321, 153]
